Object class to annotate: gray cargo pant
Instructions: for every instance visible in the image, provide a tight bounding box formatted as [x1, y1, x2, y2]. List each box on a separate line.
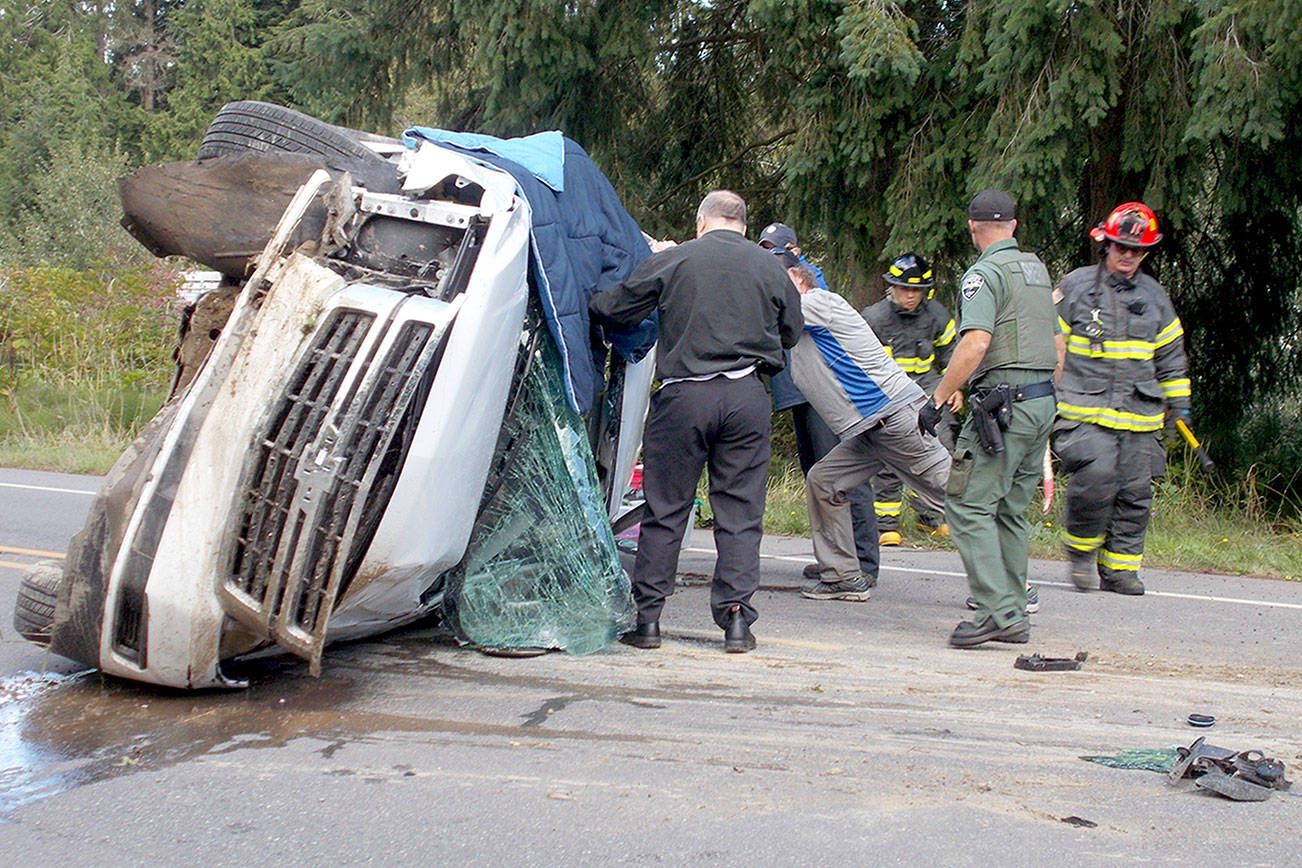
[806, 404, 952, 582]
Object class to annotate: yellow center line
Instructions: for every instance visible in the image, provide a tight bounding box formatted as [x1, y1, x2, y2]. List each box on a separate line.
[0, 545, 64, 558]
[1, 559, 37, 569]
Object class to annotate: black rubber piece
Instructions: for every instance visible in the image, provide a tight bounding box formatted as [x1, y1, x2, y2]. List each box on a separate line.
[1187, 713, 1216, 727]
[197, 101, 401, 193]
[13, 562, 62, 646]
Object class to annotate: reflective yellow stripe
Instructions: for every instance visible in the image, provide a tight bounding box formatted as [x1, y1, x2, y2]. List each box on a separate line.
[1065, 334, 1155, 360]
[1062, 530, 1105, 552]
[1099, 549, 1142, 571]
[874, 501, 902, 517]
[1056, 402, 1164, 432]
[1160, 377, 1191, 398]
[934, 319, 957, 347]
[883, 345, 895, 358]
[894, 354, 934, 374]
[1058, 315, 1072, 336]
[1154, 317, 1183, 349]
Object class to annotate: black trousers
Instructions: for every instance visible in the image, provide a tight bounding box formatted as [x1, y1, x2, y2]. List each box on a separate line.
[791, 402, 878, 577]
[633, 375, 771, 628]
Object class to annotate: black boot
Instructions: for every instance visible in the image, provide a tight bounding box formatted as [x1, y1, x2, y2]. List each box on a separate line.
[723, 605, 755, 653]
[621, 621, 661, 649]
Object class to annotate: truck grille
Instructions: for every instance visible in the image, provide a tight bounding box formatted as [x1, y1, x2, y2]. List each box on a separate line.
[221, 307, 443, 673]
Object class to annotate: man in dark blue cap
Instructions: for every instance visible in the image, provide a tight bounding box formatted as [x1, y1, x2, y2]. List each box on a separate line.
[758, 222, 879, 589]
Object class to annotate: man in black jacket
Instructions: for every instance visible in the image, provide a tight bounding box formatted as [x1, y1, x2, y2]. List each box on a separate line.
[590, 190, 803, 653]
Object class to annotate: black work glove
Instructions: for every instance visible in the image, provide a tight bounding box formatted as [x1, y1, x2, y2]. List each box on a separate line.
[918, 401, 942, 437]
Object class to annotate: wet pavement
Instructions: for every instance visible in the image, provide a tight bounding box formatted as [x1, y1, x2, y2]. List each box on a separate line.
[2, 468, 1301, 864]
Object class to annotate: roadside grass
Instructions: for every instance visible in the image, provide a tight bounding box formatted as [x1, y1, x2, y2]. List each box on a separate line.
[695, 455, 1302, 582]
[0, 376, 165, 473]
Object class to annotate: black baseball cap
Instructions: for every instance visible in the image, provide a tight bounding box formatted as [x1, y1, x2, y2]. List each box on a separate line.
[759, 222, 798, 250]
[968, 189, 1016, 221]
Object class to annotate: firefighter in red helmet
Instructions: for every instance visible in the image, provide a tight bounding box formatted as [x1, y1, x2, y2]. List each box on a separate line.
[1053, 202, 1190, 596]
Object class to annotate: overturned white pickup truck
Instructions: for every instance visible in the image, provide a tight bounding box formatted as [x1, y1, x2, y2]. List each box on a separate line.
[14, 103, 655, 688]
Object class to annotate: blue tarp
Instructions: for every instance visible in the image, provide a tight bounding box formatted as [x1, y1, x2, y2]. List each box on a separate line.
[402, 128, 656, 414]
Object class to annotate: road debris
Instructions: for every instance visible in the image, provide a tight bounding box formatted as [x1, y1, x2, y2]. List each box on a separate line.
[1170, 736, 1292, 801]
[1014, 651, 1088, 672]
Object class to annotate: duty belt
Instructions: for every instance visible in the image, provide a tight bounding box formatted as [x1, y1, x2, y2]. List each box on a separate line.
[1010, 380, 1055, 402]
[967, 380, 1055, 456]
[970, 379, 1055, 403]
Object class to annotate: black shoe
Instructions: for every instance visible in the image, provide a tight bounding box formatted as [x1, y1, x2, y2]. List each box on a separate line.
[724, 606, 755, 653]
[1100, 574, 1145, 595]
[804, 561, 877, 587]
[620, 621, 661, 649]
[801, 575, 872, 601]
[949, 615, 1030, 648]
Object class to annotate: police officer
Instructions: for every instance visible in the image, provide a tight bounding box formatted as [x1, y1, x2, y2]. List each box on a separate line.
[1054, 202, 1189, 595]
[919, 190, 1064, 648]
[861, 253, 959, 543]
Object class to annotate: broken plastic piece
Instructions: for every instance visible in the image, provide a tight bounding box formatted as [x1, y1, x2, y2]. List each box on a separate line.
[1014, 651, 1088, 671]
[1060, 816, 1097, 828]
[1186, 713, 1215, 727]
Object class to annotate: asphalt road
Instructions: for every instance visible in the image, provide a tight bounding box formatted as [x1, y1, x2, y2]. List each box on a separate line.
[1, 467, 1299, 865]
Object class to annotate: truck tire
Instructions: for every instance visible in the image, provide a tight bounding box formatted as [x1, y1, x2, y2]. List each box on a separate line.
[13, 561, 62, 647]
[197, 101, 401, 192]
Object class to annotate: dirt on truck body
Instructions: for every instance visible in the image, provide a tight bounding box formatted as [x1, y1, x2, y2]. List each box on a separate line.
[14, 102, 655, 688]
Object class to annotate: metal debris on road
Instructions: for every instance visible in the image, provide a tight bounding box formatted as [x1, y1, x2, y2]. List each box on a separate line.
[1014, 651, 1088, 671]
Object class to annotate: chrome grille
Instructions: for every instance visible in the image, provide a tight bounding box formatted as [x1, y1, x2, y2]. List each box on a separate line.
[220, 307, 446, 673]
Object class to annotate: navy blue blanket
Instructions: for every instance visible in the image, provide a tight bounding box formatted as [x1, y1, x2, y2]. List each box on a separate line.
[406, 131, 656, 414]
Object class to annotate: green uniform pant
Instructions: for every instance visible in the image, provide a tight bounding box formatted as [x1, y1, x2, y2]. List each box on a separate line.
[944, 393, 1055, 628]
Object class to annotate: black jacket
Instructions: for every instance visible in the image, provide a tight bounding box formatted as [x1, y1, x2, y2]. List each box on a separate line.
[589, 229, 803, 381]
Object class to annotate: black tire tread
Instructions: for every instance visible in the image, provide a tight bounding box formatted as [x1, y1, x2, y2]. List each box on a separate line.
[197, 101, 385, 166]
[14, 562, 61, 646]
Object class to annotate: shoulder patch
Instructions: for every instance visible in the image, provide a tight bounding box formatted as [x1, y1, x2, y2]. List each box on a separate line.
[961, 272, 985, 300]
[1052, 286, 1064, 304]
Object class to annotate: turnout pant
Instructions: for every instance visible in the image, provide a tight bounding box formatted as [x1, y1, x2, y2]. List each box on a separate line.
[1055, 422, 1164, 582]
[791, 402, 878, 576]
[805, 405, 951, 582]
[946, 393, 1055, 628]
[633, 375, 771, 629]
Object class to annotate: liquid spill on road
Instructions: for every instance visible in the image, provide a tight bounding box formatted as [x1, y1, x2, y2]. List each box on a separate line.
[0, 671, 89, 820]
[0, 655, 361, 819]
[0, 626, 843, 819]
[0, 630, 661, 819]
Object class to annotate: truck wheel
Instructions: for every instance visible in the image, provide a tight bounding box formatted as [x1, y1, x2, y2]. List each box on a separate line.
[13, 561, 62, 647]
[197, 101, 401, 192]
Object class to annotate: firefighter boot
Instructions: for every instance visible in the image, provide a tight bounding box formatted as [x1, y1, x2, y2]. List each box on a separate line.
[1068, 550, 1095, 591]
[1100, 572, 1145, 596]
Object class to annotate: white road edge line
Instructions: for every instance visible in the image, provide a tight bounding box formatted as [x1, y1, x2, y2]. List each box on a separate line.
[0, 482, 98, 496]
[682, 546, 1302, 612]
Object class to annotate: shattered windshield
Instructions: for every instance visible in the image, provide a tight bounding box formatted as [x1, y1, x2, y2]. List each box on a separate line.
[443, 305, 635, 653]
